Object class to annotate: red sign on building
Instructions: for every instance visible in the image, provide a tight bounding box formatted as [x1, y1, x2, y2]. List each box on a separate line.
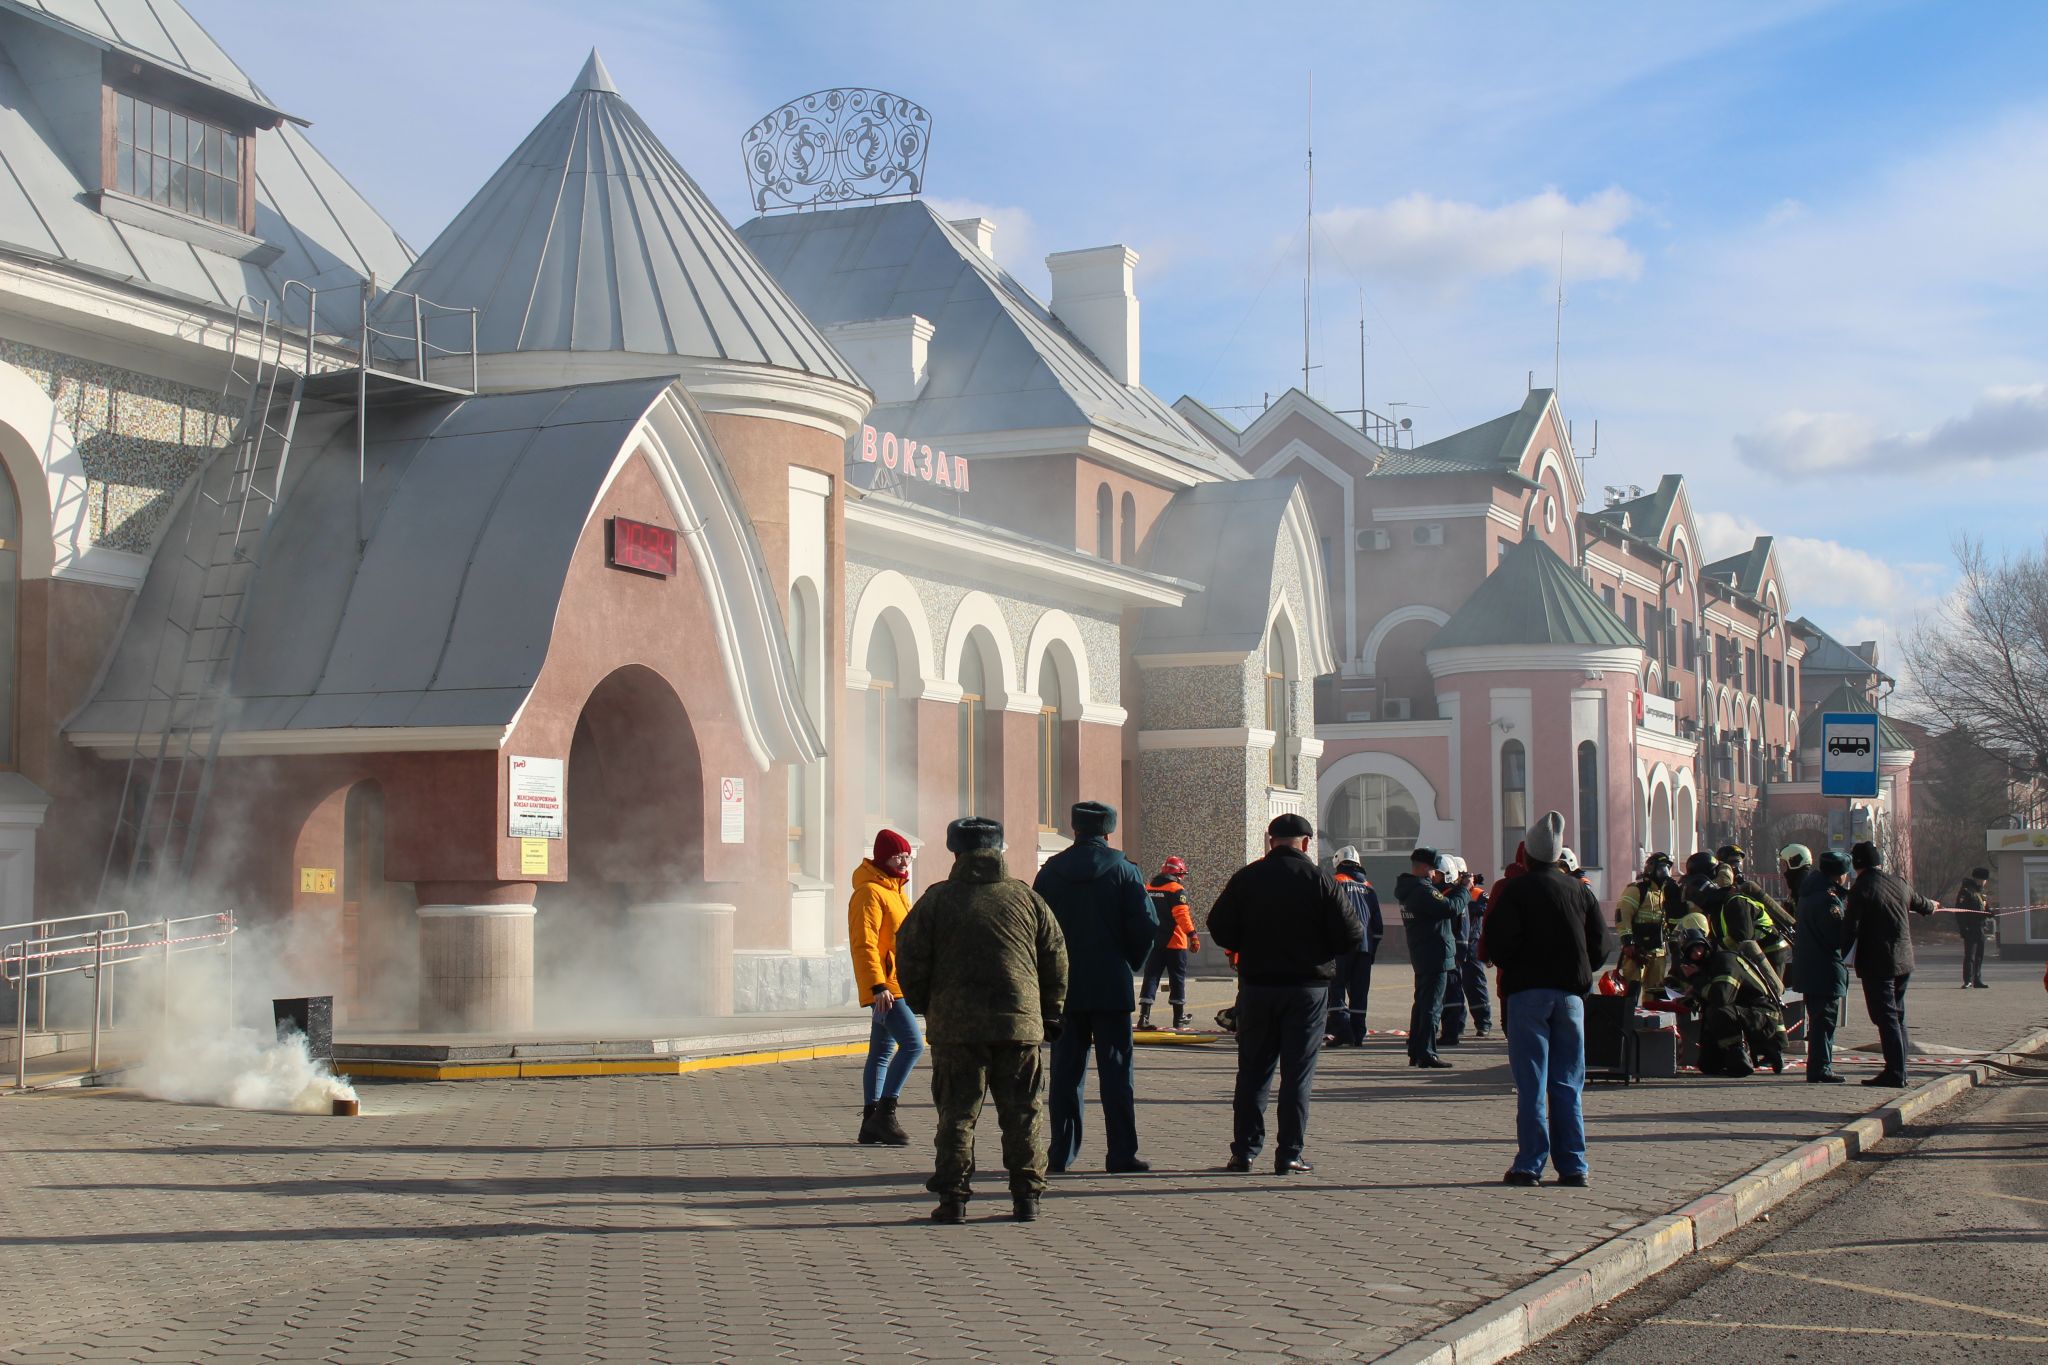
[607, 516, 677, 577]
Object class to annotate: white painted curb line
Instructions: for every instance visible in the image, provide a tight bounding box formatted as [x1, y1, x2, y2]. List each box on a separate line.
[1370, 1025, 2048, 1365]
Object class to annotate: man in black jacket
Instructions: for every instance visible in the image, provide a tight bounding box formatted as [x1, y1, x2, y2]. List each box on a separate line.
[1844, 840, 1938, 1088]
[1208, 813, 1363, 1175]
[1396, 849, 1469, 1068]
[1956, 867, 1994, 989]
[1482, 811, 1615, 1187]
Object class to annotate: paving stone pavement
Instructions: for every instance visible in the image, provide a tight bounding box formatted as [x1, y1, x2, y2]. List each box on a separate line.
[2, 949, 2041, 1364]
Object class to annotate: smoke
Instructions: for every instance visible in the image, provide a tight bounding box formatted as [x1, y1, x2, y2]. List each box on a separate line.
[135, 1026, 356, 1115]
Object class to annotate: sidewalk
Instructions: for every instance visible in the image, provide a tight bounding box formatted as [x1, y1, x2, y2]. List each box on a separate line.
[0, 949, 2037, 1363]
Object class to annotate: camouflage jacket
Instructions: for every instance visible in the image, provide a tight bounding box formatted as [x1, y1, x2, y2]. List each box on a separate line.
[897, 849, 1069, 1044]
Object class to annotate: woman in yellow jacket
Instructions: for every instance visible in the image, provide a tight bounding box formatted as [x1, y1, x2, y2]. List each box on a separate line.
[849, 829, 923, 1145]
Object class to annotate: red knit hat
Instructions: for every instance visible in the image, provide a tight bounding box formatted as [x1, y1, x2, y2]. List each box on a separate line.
[873, 829, 912, 862]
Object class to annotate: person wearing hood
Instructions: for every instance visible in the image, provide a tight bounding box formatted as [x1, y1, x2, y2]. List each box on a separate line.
[1483, 811, 1616, 1186]
[897, 818, 1069, 1224]
[1956, 867, 1995, 989]
[1034, 802, 1159, 1175]
[1791, 849, 1854, 1083]
[848, 829, 923, 1145]
[1397, 848, 1469, 1069]
[1208, 813, 1363, 1174]
[1325, 846, 1385, 1047]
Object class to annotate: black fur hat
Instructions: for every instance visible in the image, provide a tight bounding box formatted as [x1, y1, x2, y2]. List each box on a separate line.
[1850, 840, 1881, 871]
[1071, 801, 1117, 838]
[946, 817, 1004, 854]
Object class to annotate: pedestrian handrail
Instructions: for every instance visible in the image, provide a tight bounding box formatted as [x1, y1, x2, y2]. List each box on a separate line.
[5, 912, 237, 1090]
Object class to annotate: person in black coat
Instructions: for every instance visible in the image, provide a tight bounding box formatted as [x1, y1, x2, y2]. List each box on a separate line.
[1033, 802, 1158, 1174]
[1791, 850, 1853, 1083]
[1482, 811, 1615, 1186]
[1955, 868, 1995, 989]
[1208, 813, 1363, 1175]
[1325, 847, 1385, 1047]
[1843, 840, 1938, 1088]
[1396, 849, 1469, 1068]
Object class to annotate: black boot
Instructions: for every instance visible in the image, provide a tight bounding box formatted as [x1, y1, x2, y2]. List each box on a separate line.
[857, 1104, 884, 1145]
[932, 1197, 968, 1224]
[1172, 1007, 1191, 1031]
[1138, 1003, 1153, 1030]
[874, 1097, 911, 1146]
[1012, 1194, 1040, 1221]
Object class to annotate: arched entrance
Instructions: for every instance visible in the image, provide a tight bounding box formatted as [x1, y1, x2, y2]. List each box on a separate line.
[534, 665, 713, 1025]
[1649, 783, 1673, 859]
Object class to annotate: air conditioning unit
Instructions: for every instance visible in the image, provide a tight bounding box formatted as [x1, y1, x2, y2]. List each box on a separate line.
[1413, 523, 1445, 547]
[1382, 697, 1413, 720]
[1663, 680, 1682, 699]
[1357, 528, 1393, 551]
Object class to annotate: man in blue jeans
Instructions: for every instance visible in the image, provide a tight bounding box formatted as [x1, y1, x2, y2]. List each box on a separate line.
[1478, 810, 1616, 1187]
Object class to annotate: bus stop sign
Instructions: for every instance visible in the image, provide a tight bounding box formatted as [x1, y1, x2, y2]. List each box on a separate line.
[1819, 712, 1881, 798]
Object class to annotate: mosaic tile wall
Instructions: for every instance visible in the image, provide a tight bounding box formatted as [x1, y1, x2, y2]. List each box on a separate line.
[0, 339, 237, 553]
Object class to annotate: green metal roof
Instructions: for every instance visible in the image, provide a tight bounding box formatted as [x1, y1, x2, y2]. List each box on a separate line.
[1404, 388, 1552, 471]
[1590, 473, 1682, 542]
[1794, 618, 1888, 682]
[1797, 682, 1912, 753]
[1703, 536, 1773, 598]
[1428, 537, 1646, 652]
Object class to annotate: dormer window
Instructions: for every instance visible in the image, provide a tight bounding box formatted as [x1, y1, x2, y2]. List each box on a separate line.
[110, 90, 247, 230]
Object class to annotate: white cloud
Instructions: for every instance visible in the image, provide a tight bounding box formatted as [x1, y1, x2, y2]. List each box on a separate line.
[1316, 187, 1642, 290]
[1695, 511, 1912, 612]
[924, 197, 1040, 282]
[1735, 383, 2048, 476]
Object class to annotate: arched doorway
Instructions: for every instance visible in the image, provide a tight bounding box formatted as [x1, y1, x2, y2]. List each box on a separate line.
[1675, 786, 1698, 858]
[535, 665, 709, 1025]
[1649, 783, 1673, 859]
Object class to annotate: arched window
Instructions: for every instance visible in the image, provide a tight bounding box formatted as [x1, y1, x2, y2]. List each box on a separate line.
[1265, 623, 1295, 788]
[1577, 741, 1601, 869]
[958, 642, 991, 818]
[0, 464, 15, 768]
[1325, 774, 1421, 853]
[1095, 483, 1114, 558]
[1037, 663, 1064, 831]
[1119, 491, 1138, 563]
[1500, 739, 1527, 866]
[864, 626, 915, 825]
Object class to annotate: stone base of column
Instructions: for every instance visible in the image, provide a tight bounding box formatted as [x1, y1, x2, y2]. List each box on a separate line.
[417, 904, 535, 1032]
[626, 901, 735, 1016]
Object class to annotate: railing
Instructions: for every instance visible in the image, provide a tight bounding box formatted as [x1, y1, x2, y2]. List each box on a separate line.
[0, 910, 128, 1035]
[3, 912, 237, 1090]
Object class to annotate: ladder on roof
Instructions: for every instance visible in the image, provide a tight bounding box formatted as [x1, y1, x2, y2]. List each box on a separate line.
[91, 278, 481, 924]
[94, 294, 306, 922]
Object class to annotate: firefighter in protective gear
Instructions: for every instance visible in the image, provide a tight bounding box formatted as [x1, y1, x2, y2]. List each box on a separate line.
[1139, 857, 1197, 1030]
[1671, 928, 1787, 1077]
[1716, 843, 1794, 975]
[1615, 853, 1675, 1008]
[1707, 864, 1793, 978]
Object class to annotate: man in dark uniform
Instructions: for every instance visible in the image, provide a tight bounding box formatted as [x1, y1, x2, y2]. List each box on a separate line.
[1325, 846, 1384, 1047]
[1035, 801, 1158, 1176]
[1716, 842, 1793, 976]
[1396, 848, 1470, 1068]
[896, 818, 1069, 1224]
[1208, 813, 1363, 1175]
[1791, 849, 1854, 1083]
[1956, 867, 1994, 989]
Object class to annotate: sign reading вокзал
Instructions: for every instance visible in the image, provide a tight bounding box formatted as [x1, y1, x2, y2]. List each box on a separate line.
[1818, 712, 1881, 799]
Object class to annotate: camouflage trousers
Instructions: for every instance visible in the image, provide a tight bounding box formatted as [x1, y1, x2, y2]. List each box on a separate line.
[926, 1042, 1047, 1199]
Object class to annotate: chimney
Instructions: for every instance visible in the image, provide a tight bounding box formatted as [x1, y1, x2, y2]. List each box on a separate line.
[821, 316, 935, 405]
[948, 216, 997, 258]
[1046, 245, 1140, 386]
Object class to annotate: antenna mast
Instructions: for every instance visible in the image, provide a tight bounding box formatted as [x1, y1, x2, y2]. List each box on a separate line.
[1553, 237, 1564, 396]
[1303, 73, 1313, 396]
[1357, 289, 1367, 436]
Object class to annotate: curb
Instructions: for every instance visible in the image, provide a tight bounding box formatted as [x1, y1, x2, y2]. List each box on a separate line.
[1370, 1024, 2048, 1365]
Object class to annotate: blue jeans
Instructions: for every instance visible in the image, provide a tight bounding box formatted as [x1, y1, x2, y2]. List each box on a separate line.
[1504, 989, 1588, 1178]
[862, 998, 925, 1103]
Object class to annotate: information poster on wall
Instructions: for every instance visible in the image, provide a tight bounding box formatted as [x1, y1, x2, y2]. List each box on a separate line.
[519, 838, 550, 876]
[720, 777, 745, 844]
[508, 755, 565, 839]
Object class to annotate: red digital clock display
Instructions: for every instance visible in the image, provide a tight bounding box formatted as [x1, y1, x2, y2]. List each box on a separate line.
[607, 516, 677, 577]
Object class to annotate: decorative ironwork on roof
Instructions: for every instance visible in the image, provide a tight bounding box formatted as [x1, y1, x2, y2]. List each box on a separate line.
[743, 88, 932, 212]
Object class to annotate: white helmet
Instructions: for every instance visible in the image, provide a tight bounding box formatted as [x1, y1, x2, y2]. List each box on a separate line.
[1559, 847, 1581, 874]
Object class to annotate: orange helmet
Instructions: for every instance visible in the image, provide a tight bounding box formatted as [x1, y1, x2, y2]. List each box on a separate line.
[1161, 856, 1188, 878]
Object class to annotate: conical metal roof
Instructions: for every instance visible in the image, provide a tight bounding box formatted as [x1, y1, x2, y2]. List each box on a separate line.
[1430, 537, 1646, 653]
[389, 52, 859, 384]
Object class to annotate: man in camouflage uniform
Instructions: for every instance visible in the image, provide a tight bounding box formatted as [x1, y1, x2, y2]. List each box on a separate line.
[896, 816, 1069, 1224]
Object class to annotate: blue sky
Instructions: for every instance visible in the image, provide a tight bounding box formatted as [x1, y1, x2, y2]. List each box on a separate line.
[193, 0, 2048, 677]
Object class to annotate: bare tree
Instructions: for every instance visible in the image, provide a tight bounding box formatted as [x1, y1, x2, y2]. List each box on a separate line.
[1905, 536, 2048, 782]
